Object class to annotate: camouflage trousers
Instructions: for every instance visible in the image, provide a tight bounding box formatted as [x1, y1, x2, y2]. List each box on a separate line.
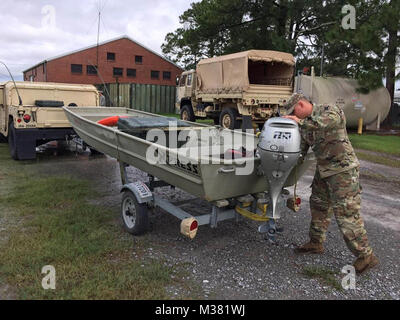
[309, 167, 373, 258]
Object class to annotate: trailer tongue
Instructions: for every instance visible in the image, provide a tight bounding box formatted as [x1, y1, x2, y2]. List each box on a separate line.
[63, 106, 315, 242]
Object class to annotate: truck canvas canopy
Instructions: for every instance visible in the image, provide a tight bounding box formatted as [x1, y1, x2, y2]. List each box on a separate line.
[196, 50, 295, 94]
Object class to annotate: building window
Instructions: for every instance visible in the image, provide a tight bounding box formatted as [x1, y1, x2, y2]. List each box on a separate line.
[71, 64, 82, 74]
[163, 71, 171, 80]
[135, 55, 143, 64]
[127, 68, 136, 77]
[113, 67, 123, 77]
[87, 65, 97, 75]
[151, 70, 159, 79]
[107, 52, 116, 61]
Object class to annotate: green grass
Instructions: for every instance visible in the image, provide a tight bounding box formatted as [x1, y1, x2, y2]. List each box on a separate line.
[356, 151, 400, 169]
[301, 265, 342, 291]
[349, 134, 400, 157]
[0, 144, 191, 299]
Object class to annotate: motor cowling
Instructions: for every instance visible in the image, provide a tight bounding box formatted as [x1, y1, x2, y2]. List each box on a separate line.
[257, 117, 301, 218]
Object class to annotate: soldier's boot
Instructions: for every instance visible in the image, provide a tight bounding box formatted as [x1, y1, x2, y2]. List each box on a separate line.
[353, 253, 379, 275]
[294, 239, 324, 254]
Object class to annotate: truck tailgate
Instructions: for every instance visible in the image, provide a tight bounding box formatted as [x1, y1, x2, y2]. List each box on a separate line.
[244, 85, 293, 104]
[35, 107, 71, 128]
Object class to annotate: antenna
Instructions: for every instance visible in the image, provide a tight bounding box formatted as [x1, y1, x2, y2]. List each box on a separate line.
[88, 60, 113, 107]
[96, 10, 101, 67]
[93, 1, 112, 106]
[0, 61, 23, 106]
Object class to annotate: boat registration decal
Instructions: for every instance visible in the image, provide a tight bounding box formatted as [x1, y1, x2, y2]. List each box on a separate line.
[165, 152, 200, 177]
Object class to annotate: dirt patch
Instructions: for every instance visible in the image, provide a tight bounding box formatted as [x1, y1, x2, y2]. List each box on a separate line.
[0, 284, 17, 300]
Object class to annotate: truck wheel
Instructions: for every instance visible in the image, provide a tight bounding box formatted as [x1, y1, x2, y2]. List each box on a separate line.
[8, 122, 18, 160]
[219, 108, 240, 130]
[121, 190, 149, 235]
[180, 105, 196, 122]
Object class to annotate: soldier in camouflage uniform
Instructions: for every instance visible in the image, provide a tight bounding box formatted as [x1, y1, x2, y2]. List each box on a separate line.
[282, 93, 379, 275]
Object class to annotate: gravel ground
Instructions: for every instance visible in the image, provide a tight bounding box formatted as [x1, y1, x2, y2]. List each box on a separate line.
[21, 143, 400, 300]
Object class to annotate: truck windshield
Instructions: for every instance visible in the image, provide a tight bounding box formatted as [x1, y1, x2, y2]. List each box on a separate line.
[187, 74, 192, 86]
[248, 60, 293, 86]
[179, 75, 187, 87]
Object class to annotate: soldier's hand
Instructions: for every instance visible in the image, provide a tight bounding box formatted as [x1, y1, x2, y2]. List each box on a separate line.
[297, 155, 305, 165]
[283, 115, 300, 123]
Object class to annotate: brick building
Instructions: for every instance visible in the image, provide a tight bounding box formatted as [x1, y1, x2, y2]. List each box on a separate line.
[23, 36, 183, 86]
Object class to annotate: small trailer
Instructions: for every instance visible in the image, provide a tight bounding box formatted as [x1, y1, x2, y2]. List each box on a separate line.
[63, 106, 315, 241]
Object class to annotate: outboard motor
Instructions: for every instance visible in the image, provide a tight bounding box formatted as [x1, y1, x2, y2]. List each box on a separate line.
[257, 117, 301, 219]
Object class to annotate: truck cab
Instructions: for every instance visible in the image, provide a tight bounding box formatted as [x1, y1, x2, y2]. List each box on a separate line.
[176, 70, 197, 122]
[0, 81, 99, 160]
[176, 50, 295, 130]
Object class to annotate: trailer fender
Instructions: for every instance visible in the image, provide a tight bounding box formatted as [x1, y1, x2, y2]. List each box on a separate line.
[120, 181, 153, 204]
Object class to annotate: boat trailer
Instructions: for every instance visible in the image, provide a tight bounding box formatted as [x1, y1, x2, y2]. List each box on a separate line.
[118, 161, 294, 242]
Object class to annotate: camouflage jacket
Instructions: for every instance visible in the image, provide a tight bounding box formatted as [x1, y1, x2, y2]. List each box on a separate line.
[298, 104, 359, 178]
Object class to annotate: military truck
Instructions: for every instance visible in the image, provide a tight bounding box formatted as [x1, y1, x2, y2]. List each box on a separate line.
[176, 50, 295, 129]
[0, 81, 99, 160]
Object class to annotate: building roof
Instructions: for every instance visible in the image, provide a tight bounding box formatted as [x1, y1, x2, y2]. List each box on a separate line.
[23, 35, 182, 73]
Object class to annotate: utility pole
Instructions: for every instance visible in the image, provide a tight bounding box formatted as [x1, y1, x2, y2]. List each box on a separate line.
[320, 44, 325, 77]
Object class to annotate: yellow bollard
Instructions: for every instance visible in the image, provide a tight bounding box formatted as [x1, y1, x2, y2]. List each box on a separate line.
[358, 118, 363, 135]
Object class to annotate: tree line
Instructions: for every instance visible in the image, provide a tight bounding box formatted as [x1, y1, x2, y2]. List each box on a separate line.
[161, 0, 399, 122]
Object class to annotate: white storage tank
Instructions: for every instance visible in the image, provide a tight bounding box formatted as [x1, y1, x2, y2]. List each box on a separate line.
[295, 75, 391, 128]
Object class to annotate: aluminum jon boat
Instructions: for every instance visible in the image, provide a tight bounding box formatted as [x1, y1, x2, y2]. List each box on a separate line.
[63, 106, 315, 241]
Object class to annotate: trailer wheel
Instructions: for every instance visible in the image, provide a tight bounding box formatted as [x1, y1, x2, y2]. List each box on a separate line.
[121, 190, 149, 235]
[8, 122, 18, 160]
[219, 108, 240, 130]
[180, 105, 195, 122]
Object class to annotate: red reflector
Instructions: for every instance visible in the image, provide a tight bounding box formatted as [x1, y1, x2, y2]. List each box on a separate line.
[295, 197, 301, 205]
[190, 220, 198, 231]
[17, 118, 22, 123]
[23, 114, 31, 122]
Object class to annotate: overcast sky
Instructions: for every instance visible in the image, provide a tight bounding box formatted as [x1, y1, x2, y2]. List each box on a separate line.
[0, 0, 398, 92]
[0, 0, 194, 81]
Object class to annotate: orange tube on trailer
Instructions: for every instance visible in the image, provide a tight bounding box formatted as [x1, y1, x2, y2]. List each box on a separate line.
[97, 116, 129, 126]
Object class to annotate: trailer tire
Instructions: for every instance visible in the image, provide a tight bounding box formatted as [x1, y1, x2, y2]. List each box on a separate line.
[219, 108, 240, 130]
[121, 190, 149, 235]
[180, 105, 195, 122]
[8, 122, 18, 160]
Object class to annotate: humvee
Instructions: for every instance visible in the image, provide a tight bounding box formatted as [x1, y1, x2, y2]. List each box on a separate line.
[176, 50, 295, 130]
[0, 81, 99, 160]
